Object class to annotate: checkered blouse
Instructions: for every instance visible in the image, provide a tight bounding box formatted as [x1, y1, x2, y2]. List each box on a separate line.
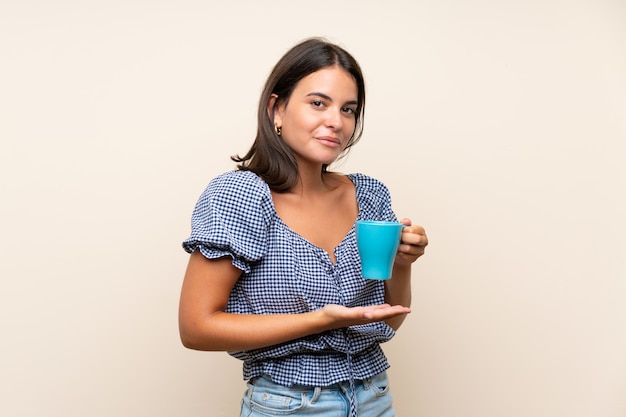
[182, 170, 398, 387]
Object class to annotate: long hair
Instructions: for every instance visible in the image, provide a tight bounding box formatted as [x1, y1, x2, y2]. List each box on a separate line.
[232, 38, 366, 192]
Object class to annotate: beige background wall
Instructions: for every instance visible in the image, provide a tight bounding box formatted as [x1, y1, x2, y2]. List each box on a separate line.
[1, 1, 625, 416]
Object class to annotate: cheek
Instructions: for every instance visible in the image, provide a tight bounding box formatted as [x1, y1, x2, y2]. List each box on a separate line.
[284, 112, 316, 132]
[344, 118, 357, 136]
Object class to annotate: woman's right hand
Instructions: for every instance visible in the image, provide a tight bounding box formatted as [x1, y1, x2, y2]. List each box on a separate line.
[318, 303, 411, 328]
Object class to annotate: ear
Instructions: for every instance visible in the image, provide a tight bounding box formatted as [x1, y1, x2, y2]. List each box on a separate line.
[267, 93, 283, 128]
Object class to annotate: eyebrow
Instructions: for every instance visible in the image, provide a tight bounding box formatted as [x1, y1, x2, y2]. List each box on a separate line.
[306, 92, 358, 106]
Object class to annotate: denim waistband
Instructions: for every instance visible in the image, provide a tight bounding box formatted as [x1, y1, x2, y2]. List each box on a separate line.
[249, 372, 384, 394]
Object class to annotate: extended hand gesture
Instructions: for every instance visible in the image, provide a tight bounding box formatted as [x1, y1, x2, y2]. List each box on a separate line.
[319, 303, 412, 329]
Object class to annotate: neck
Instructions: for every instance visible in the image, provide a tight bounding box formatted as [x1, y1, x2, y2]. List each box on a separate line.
[290, 162, 336, 196]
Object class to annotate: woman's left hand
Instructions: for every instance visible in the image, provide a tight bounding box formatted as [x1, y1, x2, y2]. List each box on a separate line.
[395, 218, 428, 265]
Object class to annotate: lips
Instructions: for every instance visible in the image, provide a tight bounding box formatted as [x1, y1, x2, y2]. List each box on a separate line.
[316, 136, 341, 147]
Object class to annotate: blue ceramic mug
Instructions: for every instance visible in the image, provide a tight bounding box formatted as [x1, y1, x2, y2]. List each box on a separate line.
[355, 220, 404, 280]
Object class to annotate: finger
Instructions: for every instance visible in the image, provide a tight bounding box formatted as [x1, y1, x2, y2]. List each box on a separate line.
[364, 307, 410, 319]
[402, 224, 426, 236]
[378, 305, 411, 317]
[401, 230, 427, 247]
[397, 238, 427, 258]
[369, 303, 393, 310]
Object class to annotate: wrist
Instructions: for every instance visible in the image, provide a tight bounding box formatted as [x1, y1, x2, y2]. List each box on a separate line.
[310, 308, 334, 333]
[392, 263, 411, 278]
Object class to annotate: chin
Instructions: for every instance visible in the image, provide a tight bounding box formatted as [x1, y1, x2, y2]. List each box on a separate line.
[302, 150, 342, 166]
[321, 157, 340, 166]
[322, 152, 344, 165]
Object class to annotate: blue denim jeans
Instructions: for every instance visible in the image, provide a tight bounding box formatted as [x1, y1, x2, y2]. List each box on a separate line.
[239, 371, 395, 417]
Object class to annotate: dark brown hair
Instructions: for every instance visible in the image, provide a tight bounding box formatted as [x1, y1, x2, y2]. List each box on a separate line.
[232, 38, 366, 192]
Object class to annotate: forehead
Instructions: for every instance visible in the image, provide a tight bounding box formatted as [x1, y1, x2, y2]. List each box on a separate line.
[293, 66, 358, 99]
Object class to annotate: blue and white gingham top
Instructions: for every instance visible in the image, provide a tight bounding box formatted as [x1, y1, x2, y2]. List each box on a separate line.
[182, 170, 398, 387]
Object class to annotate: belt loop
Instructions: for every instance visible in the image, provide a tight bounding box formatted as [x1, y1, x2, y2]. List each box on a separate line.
[362, 377, 370, 390]
[310, 386, 322, 403]
[245, 379, 254, 401]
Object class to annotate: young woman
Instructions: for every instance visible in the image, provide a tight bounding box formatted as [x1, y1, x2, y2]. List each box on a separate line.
[179, 37, 428, 417]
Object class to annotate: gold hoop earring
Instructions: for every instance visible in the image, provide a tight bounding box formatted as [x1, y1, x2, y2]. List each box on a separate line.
[274, 125, 282, 136]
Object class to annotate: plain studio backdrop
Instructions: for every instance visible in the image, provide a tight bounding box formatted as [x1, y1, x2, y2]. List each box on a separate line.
[1, 1, 624, 416]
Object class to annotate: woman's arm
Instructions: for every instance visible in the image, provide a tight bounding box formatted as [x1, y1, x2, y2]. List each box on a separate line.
[384, 218, 428, 330]
[178, 250, 411, 352]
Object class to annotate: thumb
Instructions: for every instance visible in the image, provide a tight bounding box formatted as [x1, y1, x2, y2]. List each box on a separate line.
[399, 217, 412, 226]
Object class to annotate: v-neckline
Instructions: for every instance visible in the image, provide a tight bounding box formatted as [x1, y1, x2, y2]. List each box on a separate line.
[267, 174, 361, 265]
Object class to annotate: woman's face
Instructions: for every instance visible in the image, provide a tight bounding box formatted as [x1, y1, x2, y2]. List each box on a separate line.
[274, 66, 358, 167]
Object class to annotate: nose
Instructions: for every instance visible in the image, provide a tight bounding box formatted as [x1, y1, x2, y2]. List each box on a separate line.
[324, 108, 343, 130]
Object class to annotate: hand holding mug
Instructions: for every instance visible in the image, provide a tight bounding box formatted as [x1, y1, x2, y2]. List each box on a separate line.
[395, 218, 428, 266]
[356, 218, 428, 280]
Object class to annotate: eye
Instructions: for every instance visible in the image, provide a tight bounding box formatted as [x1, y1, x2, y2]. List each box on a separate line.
[311, 100, 325, 108]
[342, 107, 356, 115]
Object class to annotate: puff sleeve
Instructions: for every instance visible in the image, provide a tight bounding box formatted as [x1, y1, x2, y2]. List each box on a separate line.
[182, 170, 273, 273]
[350, 173, 398, 222]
